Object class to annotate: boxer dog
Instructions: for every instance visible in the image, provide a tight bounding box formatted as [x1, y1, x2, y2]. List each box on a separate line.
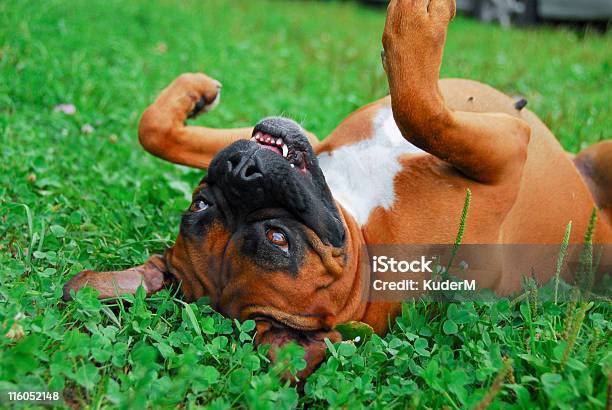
[64, 0, 612, 377]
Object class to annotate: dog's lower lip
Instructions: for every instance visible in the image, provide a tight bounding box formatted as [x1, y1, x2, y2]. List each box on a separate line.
[260, 144, 281, 155]
[244, 306, 324, 332]
[250, 315, 302, 334]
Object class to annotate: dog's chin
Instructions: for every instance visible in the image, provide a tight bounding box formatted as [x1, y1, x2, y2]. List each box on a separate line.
[255, 320, 341, 382]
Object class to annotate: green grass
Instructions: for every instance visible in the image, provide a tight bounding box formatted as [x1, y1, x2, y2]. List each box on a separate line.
[1, 0, 611, 408]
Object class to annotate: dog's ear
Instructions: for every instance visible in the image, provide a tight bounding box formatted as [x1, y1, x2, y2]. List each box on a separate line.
[62, 254, 170, 301]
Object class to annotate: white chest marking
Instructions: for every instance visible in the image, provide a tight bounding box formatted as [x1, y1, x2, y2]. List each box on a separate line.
[317, 107, 424, 226]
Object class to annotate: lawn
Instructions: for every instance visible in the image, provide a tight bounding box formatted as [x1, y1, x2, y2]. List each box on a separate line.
[0, 0, 611, 408]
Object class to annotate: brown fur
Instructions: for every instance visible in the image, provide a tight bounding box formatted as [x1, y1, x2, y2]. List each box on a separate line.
[575, 141, 612, 226]
[64, 0, 612, 377]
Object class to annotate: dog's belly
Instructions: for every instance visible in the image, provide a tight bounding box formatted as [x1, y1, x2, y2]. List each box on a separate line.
[319, 79, 612, 247]
[318, 107, 424, 226]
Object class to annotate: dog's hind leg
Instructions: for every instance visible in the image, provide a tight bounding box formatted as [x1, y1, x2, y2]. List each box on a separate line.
[574, 140, 612, 226]
[382, 0, 530, 184]
[138, 73, 318, 169]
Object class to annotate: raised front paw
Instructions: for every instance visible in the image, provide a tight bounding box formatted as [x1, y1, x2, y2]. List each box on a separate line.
[168, 72, 222, 120]
[381, 0, 456, 141]
[383, 0, 455, 54]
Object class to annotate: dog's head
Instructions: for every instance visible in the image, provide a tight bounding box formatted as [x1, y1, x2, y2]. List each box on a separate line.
[165, 117, 360, 377]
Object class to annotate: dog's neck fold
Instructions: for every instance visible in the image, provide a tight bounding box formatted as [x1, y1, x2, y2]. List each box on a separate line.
[329, 203, 370, 326]
[333, 203, 401, 335]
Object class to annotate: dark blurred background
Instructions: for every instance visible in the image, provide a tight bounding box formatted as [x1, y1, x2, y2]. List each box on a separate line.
[360, 0, 612, 30]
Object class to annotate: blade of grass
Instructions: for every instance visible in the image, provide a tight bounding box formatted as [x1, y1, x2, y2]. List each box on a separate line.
[554, 221, 572, 304]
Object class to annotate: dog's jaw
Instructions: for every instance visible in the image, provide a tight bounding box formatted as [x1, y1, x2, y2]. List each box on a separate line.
[325, 202, 370, 326]
[328, 201, 404, 336]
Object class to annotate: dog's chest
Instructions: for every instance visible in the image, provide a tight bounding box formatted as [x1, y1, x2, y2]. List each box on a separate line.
[317, 107, 424, 226]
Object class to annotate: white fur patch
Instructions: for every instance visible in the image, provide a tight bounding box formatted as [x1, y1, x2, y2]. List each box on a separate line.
[318, 107, 424, 226]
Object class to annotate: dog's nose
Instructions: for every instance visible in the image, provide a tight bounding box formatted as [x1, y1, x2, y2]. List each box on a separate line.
[226, 150, 263, 183]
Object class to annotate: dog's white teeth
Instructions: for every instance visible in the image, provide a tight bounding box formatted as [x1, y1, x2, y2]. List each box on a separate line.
[290, 164, 295, 168]
[276, 138, 283, 146]
[282, 144, 288, 157]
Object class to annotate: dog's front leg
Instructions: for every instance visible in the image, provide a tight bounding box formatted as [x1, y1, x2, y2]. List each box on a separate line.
[62, 254, 171, 301]
[138, 73, 254, 169]
[138, 73, 319, 169]
[382, 0, 530, 184]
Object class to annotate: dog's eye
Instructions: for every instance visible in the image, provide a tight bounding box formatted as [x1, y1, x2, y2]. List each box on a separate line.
[266, 228, 289, 252]
[190, 199, 210, 212]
